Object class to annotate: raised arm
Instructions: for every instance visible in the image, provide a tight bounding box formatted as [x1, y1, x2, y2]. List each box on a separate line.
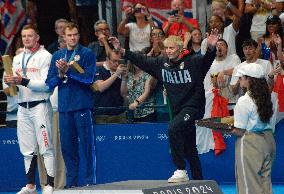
[200, 29, 219, 79]
[109, 37, 163, 78]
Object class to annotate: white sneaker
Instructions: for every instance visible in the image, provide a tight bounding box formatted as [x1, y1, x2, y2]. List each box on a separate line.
[168, 170, 189, 183]
[17, 186, 38, 194]
[42, 185, 54, 194]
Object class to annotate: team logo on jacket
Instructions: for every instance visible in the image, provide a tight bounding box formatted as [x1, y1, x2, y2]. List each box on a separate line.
[163, 62, 170, 68]
[184, 113, 191, 121]
[41, 125, 49, 148]
[179, 62, 184, 69]
[162, 69, 192, 84]
[74, 55, 80, 61]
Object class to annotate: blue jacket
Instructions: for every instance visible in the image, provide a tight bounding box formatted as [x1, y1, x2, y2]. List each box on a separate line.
[46, 44, 96, 112]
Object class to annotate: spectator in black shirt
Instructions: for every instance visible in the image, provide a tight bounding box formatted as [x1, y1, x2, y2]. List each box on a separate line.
[47, 19, 68, 54]
[94, 49, 128, 124]
[88, 20, 114, 67]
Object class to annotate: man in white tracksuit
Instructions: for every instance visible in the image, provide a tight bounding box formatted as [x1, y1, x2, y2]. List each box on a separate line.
[4, 24, 55, 194]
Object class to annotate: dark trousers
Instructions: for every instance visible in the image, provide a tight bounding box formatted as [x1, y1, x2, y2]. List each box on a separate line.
[59, 109, 95, 187]
[168, 108, 203, 180]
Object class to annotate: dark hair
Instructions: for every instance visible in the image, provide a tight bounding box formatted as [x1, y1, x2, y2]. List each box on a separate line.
[22, 24, 39, 34]
[109, 49, 122, 59]
[242, 39, 258, 48]
[264, 15, 283, 39]
[247, 76, 273, 123]
[187, 28, 202, 50]
[130, 2, 149, 23]
[150, 26, 165, 37]
[217, 38, 228, 48]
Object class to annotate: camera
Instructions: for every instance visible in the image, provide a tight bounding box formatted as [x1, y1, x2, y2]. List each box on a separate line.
[119, 59, 127, 66]
[167, 9, 179, 16]
[134, 8, 142, 13]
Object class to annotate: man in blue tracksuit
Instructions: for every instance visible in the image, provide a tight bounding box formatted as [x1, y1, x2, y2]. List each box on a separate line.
[46, 22, 96, 188]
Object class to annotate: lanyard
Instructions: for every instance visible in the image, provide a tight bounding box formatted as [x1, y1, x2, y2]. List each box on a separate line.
[64, 45, 79, 63]
[21, 48, 39, 77]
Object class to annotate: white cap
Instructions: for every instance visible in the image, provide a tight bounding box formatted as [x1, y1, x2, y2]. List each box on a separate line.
[235, 63, 265, 78]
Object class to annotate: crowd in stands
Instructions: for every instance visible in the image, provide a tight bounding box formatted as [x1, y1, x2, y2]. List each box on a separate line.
[1, 0, 284, 193]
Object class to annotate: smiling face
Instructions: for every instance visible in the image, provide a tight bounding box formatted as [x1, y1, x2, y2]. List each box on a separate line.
[211, 1, 226, 19]
[243, 45, 257, 61]
[164, 41, 180, 60]
[151, 28, 165, 42]
[21, 28, 39, 49]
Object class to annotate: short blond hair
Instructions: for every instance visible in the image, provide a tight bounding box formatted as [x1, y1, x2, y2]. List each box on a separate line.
[212, 0, 226, 10]
[163, 35, 183, 49]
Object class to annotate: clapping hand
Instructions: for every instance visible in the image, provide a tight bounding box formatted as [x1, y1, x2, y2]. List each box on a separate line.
[56, 58, 69, 77]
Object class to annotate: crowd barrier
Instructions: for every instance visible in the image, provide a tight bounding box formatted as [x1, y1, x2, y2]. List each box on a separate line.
[0, 120, 283, 191]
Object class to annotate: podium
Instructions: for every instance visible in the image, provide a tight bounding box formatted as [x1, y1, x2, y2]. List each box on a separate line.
[53, 180, 223, 194]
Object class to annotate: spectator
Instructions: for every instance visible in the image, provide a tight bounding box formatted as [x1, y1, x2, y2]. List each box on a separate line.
[121, 61, 156, 122]
[162, 0, 199, 40]
[258, 15, 284, 65]
[94, 50, 128, 124]
[272, 63, 284, 124]
[196, 39, 241, 155]
[88, 20, 114, 67]
[244, 0, 273, 40]
[233, 63, 275, 194]
[144, 27, 166, 57]
[183, 28, 202, 55]
[118, 2, 154, 52]
[46, 22, 96, 188]
[212, 0, 232, 26]
[58, 36, 67, 50]
[230, 39, 275, 97]
[225, 0, 245, 19]
[4, 24, 55, 194]
[110, 31, 218, 183]
[201, 14, 239, 56]
[47, 18, 68, 54]
[143, 27, 169, 122]
[212, 0, 244, 26]
[272, 0, 284, 26]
